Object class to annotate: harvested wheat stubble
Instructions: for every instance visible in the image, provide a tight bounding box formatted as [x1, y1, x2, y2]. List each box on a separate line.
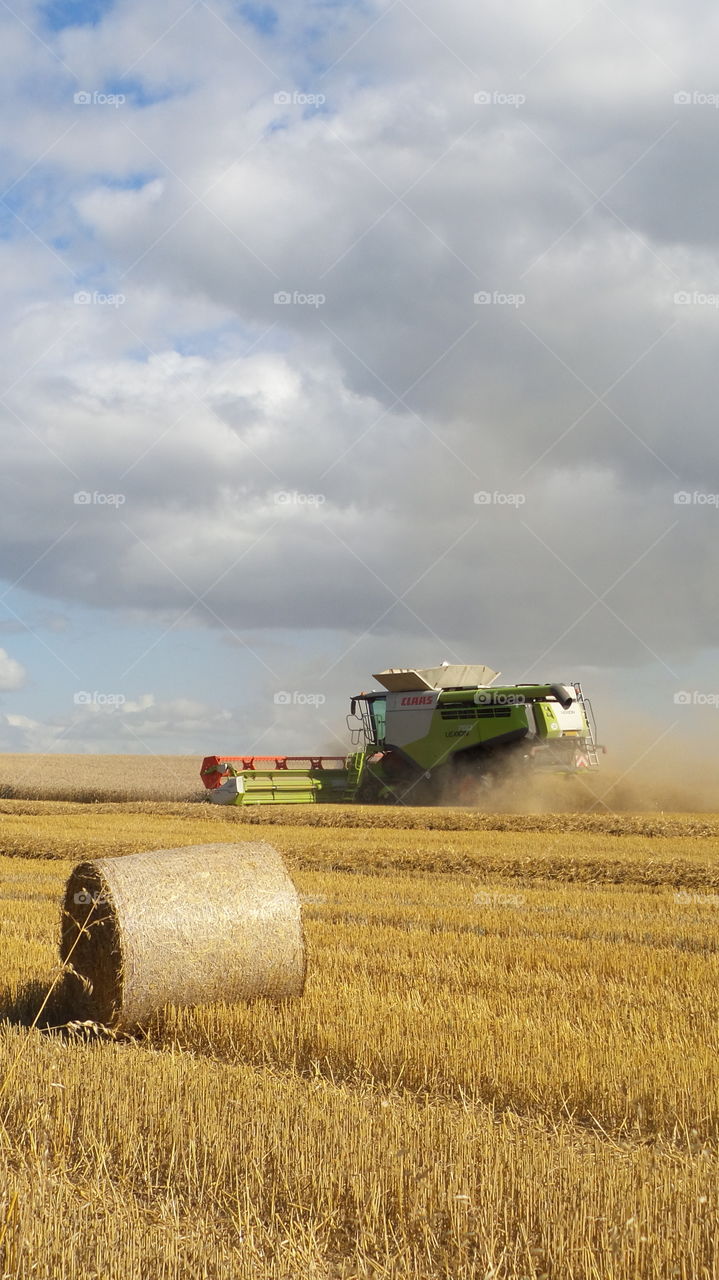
[60, 842, 306, 1030]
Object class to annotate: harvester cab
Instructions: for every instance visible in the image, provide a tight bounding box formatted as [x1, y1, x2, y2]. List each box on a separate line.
[201, 662, 602, 806]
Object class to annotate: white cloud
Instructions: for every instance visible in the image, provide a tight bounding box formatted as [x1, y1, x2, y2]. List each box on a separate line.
[0, 649, 26, 691]
[0, 694, 234, 755]
[5, 713, 38, 730]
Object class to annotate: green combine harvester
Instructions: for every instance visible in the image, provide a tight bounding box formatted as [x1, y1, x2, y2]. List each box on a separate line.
[197, 665, 598, 803]
[201, 663, 602, 806]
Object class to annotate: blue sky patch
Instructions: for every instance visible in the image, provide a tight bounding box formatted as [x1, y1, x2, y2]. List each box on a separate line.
[238, 3, 277, 36]
[109, 78, 188, 108]
[41, 0, 114, 32]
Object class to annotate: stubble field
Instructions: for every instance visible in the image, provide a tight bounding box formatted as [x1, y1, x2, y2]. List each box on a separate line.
[0, 757, 717, 1278]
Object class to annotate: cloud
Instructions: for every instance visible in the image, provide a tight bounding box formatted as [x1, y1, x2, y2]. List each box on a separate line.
[0, 649, 26, 691]
[0, 0, 717, 751]
[0, 693, 233, 755]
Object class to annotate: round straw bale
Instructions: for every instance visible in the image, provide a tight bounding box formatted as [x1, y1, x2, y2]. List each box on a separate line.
[60, 842, 306, 1029]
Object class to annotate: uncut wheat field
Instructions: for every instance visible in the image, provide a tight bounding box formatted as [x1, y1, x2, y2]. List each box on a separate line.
[0, 756, 717, 1278]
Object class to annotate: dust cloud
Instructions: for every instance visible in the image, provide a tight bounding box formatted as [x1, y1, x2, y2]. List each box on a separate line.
[441, 711, 719, 814]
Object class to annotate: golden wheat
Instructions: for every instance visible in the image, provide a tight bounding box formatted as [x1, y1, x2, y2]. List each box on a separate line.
[1, 817, 718, 1278]
[1, 808, 719, 899]
[0, 753, 202, 802]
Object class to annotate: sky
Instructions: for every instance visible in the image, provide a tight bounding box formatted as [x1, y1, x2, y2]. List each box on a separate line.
[0, 0, 717, 770]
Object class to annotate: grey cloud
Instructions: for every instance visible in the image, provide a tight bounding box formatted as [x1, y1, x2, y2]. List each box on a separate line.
[0, 0, 717, 715]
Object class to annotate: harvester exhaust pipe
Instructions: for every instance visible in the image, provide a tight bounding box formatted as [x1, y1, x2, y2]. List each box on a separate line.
[549, 683, 575, 710]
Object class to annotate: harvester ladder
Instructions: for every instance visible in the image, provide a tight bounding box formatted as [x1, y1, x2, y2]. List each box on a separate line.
[339, 751, 364, 801]
[572, 682, 599, 767]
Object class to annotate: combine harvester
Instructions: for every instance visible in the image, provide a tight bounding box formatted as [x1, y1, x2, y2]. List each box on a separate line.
[201, 663, 602, 807]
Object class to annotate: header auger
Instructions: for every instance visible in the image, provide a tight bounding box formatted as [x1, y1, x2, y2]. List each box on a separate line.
[201, 663, 603, 806]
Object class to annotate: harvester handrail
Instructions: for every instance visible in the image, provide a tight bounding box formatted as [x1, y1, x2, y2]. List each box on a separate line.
[207, 755, 347, 767]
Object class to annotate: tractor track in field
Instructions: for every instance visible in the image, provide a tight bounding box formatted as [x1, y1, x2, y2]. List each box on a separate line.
[2, 797, 719, 838]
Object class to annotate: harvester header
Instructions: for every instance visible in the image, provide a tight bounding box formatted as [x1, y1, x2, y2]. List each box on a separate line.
[201, 662, 602, 806]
